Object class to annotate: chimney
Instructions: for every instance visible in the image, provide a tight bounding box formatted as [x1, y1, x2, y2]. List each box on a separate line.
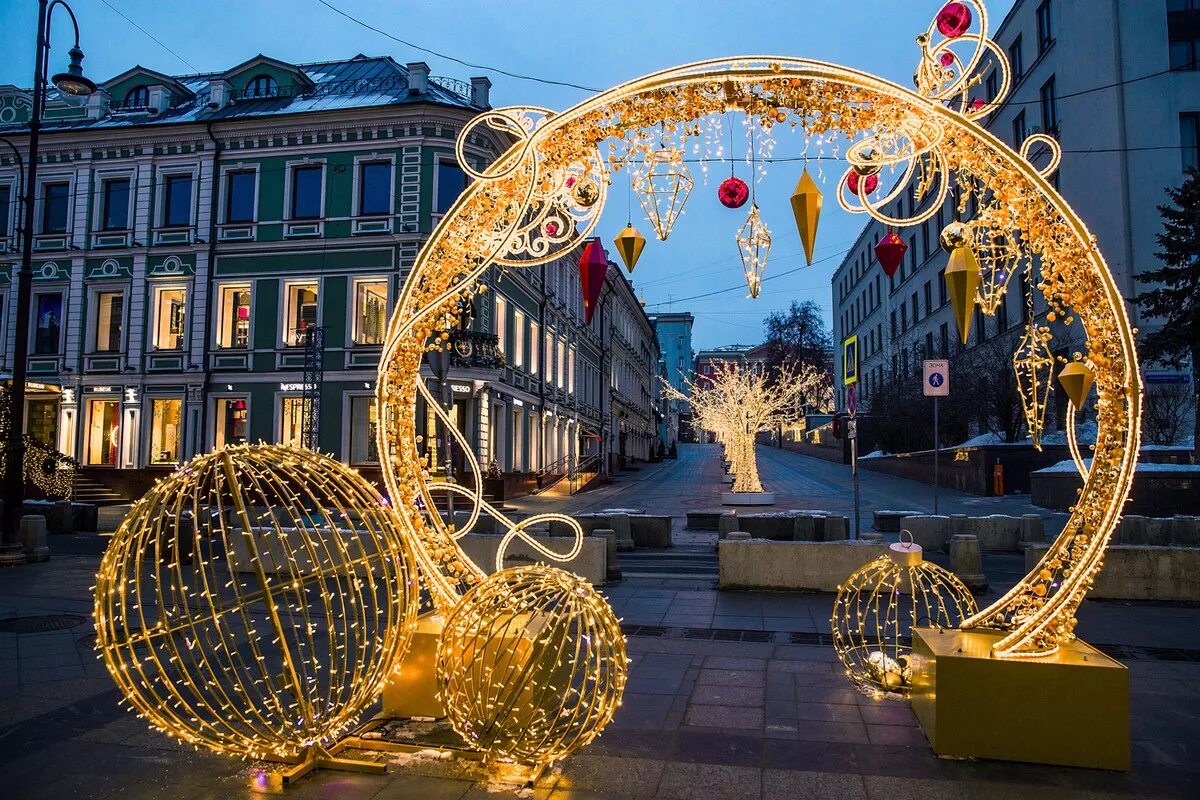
[407, 62, 429, 95]
[208, 78, 231, 110]
[85, 88, 110, 120]
[147, 84, 171, 115]
[470, 76, 491, 109]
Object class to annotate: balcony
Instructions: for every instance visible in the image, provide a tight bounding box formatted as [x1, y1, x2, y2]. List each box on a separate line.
[447, 330, 503, 371]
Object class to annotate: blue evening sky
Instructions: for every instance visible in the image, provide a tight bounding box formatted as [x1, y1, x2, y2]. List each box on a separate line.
[0, 0, 1013, 349]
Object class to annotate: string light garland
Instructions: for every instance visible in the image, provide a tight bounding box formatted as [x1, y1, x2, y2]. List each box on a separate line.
[93, 444, 419, 769]
[634, 145, 695, 241]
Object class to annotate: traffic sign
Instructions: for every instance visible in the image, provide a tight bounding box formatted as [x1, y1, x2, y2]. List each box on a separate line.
[843, 336, 859, 386]
[846, 418, 857, 440]
[923, 359, 949, 397]
[847, 385, 858, 417]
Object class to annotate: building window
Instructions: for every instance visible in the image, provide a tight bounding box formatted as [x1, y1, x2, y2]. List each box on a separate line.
[974, 307, 987, 345]
[1181, 113, 1200, 171]
[280, 396, 306, 448]
[568, 346, 576, 394]
[436, 160, 469, 214]
[149, 398, 182, 465]
[101, 177, 130, 230]
[985, 71, 998, 102]
[996, 294, 1010, 331]
[214, 397, 248, 448]
[27, 398, 57, 446]
[290, 165, 323, 219]
[359, 161, 391, 216]
[529, 321, 540, 374]
[923, 281, 932, 314]
[124, 85, 149, 108]
[216, 285, 251, 348]
[33, 292, 62, 354]
[495, 295, 508, 355]
[353, 279, 388, 345]
[1036, 0, 1053, 53]
[349, 396, 379, 464]
[1008, 35, 1024, 81]
[163, 174, 193, 227]
[245, 74, 278, 98]
[0, 184, 10, 238]
[151, 285, 187, 350]
[284, 282, 319, 346]
[85, 398, 120, 466]
[225, 170, 256, 223]
[513, 309, 526, 368]
[911, 291, 919, 322]
[557, 339, 566, 389]
[41, 181, 69, 233]
[1012, 110, 1027, 146]
[937, 268, 948, 306]
[1019, 272, 1031, 323]
[92, 290, 124, 352]
[1039, 76, 1058, 134]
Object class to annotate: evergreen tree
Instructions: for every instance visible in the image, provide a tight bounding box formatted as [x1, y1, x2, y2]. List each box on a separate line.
[1137, 169, 1200, 460]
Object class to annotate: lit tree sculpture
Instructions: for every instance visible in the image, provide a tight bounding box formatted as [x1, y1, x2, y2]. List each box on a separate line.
[665, 363, 825, 493]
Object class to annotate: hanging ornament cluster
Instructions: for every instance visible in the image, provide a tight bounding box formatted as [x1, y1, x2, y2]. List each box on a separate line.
[875, 230, 908, 278]
[790, 168, 823, 265]
[737, 204, 771, 299]
[1012, 322, 1055, 449]
[718, 176, 749, 208]
[944, 243, 982, 344]
[578, 239, 609, 324]
[612, 224, 645, 274]
[635, 146, 694, 241]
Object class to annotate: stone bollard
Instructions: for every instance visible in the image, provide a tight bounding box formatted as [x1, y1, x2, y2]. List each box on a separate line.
[49, 501, 74, 534]
[823, 515, 849, 541]
[718, 512, 739, 540]
[1120, 515, 1149, 545]
[1172, 516, 1200, 547]
[593, 529, 622, 582]
[949, 534, 987, 592]
[20, 515, 49, 562]
[611, 513, 635, 552]
[1020, 514, 1045, 549]
[949, 514, 970, 538]
[452, 510, 473, 536]
[725, 531, 752, 541]
[793, 514, 816, 542]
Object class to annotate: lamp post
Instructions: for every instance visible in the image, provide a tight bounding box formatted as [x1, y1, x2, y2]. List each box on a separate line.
[1, 0, 96, 566]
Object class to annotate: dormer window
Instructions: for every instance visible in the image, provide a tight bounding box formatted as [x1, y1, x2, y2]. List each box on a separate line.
[245, 75, 278, 98]
[125, 86, 149, 108]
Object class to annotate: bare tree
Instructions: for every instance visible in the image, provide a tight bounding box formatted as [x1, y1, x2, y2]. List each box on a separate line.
[1142, 383, 1197, 446]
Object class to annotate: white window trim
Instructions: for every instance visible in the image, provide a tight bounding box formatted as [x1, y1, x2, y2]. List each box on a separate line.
[30, 286, 67, 357]
[342, 390, 380, 466]
[208, 392, 251, 450]
[494, 295, 508, 356]
[513, 309, 525, 369]
[92, 168, 136, 232]
[217, 162, 261, 226]
[34, 172, 74, 235]
[280, 278, 322, 348]
[351, 153, 396, 218]
[154, 163, 200, 229]
[149, 281, 190, 351]
[348, 275, 390, 347]
[0, 177, 19, 240]
[144, 395, 185, 466]
[85, 283, 129, 355]
[529, 321, 540, 375]
[284, 157, 327, 222]
[83, 394, 122, 466]
[213, 281, 254, 350]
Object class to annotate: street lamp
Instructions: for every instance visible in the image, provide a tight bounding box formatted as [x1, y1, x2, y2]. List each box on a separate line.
[1, 0, 95, 566]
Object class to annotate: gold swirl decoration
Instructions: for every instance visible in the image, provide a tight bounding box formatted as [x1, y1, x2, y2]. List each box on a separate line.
[378, 8, 1140, 660]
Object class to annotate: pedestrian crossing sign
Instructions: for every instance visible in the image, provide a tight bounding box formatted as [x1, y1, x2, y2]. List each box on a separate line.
[843, 336, 859, 385]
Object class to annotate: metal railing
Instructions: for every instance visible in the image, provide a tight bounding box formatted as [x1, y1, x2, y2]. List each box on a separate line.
[568, 453, 602, 494]
[447, 330, 504, 370]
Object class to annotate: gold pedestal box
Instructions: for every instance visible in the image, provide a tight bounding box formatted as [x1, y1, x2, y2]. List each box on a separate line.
[382, 614, 446, 718]
[910, 627, 1129, 771]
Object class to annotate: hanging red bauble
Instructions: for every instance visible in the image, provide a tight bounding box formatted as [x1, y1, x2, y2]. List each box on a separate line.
[845, 171, 879, 196]
[936, 3, 972, 38]
[875, 231, 908, 278]
[718, 176, 749, 209]
[939, 52, 955, 67]
[579, 239, 609, 324]
[971, 97, 986, 112]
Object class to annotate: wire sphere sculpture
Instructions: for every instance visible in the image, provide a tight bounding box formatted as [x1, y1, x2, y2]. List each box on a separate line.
[94, 444, 420, 761]
[436, 565, 628, 768]
[831, 538, 977, 694]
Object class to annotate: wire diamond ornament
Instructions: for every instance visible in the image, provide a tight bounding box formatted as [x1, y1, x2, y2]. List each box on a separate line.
[635, 147, 694, 241]
[1012, 322, 1055, 449]
[973, 224, 1023, 315]
[737, 204, 771, 298]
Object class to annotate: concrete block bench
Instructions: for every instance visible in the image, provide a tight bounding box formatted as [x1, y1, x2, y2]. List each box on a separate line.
[686, 512, 722, 530]
[630, 515, 671, 548]
[458, 532, 607, 585]
[1025, 543, 1200, 602]
[873, 510, 921, 533]
[900, 514, 1037, 553]
[719, 539, 889, 592]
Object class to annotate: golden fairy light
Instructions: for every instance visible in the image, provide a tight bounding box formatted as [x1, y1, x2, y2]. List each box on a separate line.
[1013, 322, 1055, 449]
[737, 204, 771, 298]
[831, 536, 977, 694]
[634, 146, 694, 241]
[437, 565, 628, 771]
[93, 444, 419, 776]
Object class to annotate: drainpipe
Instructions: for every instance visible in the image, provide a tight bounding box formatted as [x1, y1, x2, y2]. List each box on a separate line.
[538, 264, 546, 471]
[1110, 0, 1138, 325]
[201, 121, 221, 457]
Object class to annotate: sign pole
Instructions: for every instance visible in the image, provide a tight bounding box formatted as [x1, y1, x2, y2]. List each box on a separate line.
[922, 358, 950, 518]
[843, 336, 860, 539]
[933, 395, 940, 516]
[852, 437, 860, 538]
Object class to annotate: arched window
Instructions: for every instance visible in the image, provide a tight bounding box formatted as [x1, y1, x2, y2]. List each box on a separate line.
[245, 75, 278, 99]
[125, 86, 150, 108]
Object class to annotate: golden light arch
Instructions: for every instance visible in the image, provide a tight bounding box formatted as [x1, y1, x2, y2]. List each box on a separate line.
[377, 1, 1141, 659]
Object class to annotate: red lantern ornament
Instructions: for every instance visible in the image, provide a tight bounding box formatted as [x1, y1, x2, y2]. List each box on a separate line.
[579, 239, 609, 324]
[845, 171, 879, 197]
[718, 176, 749, 209]
[936, 2, 972, 38]
[875, 231, 908, 278]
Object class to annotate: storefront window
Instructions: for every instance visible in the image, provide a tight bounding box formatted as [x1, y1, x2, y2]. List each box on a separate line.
[149, 398, 182, 465]
[280, 396, 306, 448]
[353, 280, 387, 345]
[152, 286, 187, 350]
[217, 285, 251, 349]
[93, 290, 124, 352]
[34, 293, 63, 354]
[284, 282, 319, 346]
[349, 395, 379, 464]
[214, 397, 247, 448]
[85, 399, 120, 466]
[26, 399, 58, 446]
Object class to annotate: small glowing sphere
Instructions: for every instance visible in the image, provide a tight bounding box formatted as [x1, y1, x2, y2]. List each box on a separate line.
[437, 565, 627, 767]
[940, 221, 971, 252]
[94, 444, 419, 760]
[831, 546, 977, 694]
